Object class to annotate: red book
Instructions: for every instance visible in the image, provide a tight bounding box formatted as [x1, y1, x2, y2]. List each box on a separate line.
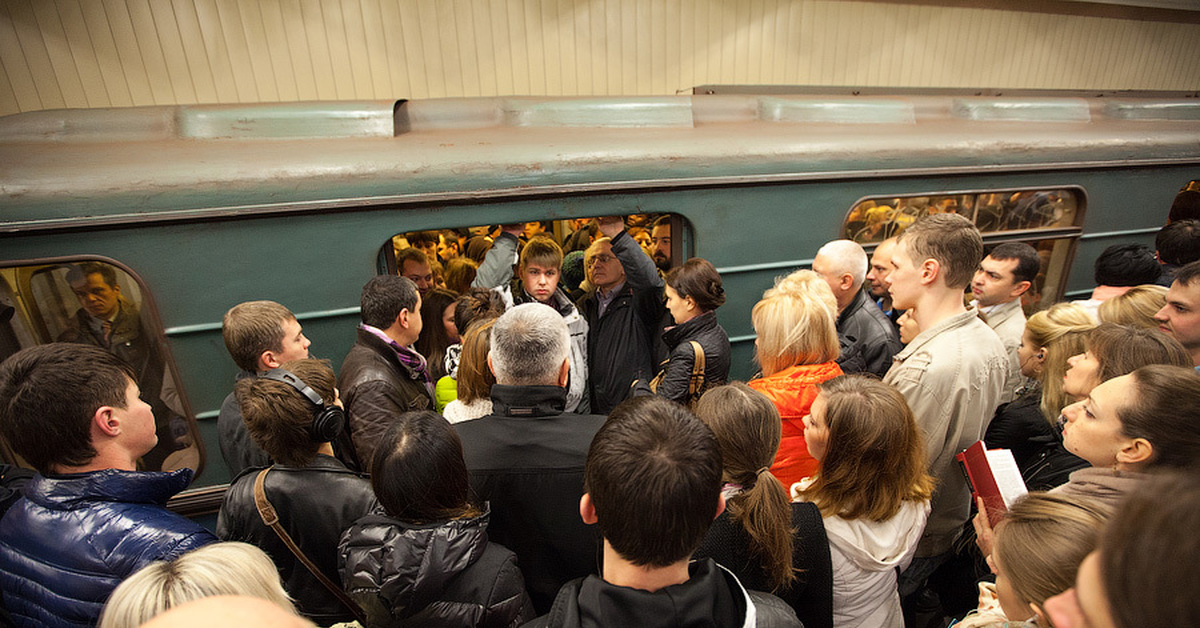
[956, 441, 1028, 527]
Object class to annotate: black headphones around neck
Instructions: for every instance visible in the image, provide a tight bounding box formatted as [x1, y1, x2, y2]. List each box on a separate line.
[260, 368, 345, 443]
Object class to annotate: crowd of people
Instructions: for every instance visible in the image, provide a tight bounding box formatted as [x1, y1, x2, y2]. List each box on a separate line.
[0, 209, 1199, 628]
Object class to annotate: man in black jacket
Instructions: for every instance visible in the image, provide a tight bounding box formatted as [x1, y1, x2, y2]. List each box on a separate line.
[525, 396, 801, 628]
[455, 303, 607, 613]
[578, 216, 665, 413]
[217, 358, 376, 625]
[813, 239, 902, 377]
[337, 275, 434, 472]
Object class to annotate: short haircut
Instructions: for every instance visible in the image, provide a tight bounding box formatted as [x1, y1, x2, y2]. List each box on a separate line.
[408, 231, 439, 247]
[1175, 259, 1200, 288]
[235, 359, 336, 467]
[395, 247, 430, 271]
[360, 275, 419, 329]
[752, 269, 840, 376]
[1100, 471, 1200, 628]
[0, 344, 134, 474]
[992, 493, 1108, 612]
[520, 235, 563, 271]
[1085, 323, 1192, 383]
[815, 240, 868, 287]
[664, 258, 726, 312]
[897, 213, 983, 289]
[693, 383, 794, 590]
[1155, 220, 1200, 267]
[453, 288, 504, 336]
[222, 301, 296, 372]
[489, 303, 569, 386]
[1092, 243, 1160, 287]
[1025, 303, 1095, 422]
[456, 318, 497, 404]
[370, 411, 479, 524]
[799, 375, 934, 521]
[1098, 284, 1168, 330]
[987, 242, 1041, 285]
[98, 542, 296, 628]
[443, 257, 478, 295]
[1168, 189, 1200, 222]
[585, 396, 723, 567]
[66, 261, 119, 288]
[1117, 365, 1200, 470]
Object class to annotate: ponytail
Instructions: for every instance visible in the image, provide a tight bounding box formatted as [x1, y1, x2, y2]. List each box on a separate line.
[728, 466, 796, 590]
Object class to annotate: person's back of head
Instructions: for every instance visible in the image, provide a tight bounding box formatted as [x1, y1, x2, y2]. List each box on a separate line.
[443, 257, 478, 295]
[1092, 243, 1161, 287]
[99, 542, 296, 628]
[235, 359, 338, 467]
[898, 213, 983, 290]
[752, 269, 840, 375]
[360, 275, 419, 329]
[814, 239, 868, 292]
[585, 396, 723, 568]
[454, 288, 504, 337]
[800, 374, 934, 521]
[370, 411, 479, 524]
[223, 301, 297, 372]
[1086, 323, 1192, 383]
[1168, 189, 1200, 223]
[694, 383, 794, 590]
[489, 303, 569, 387]
[987, 242, 1042, 286]
[456, 318, 497, 405]
[1097, 284, 1168, 330]
[1115, 364, 1200, 470]
[0, 344, 135, 474]
[664, 258, 726, 313]
[991, 493, 1108, 623]
[1155, 219, 1200, 267]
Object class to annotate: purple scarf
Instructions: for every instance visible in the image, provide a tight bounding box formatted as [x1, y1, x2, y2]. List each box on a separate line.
[360, 324, 435, 396]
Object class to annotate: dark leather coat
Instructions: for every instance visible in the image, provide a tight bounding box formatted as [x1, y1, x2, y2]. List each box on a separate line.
[655, 311, 731, 404]
[836, 289, 902, 378]
[217, 370, 271, 477]
[339, 507, 535, 627]
[337, 329, 435, 472]
[0, 469, 215, 628]
[217, 456, 377, 624]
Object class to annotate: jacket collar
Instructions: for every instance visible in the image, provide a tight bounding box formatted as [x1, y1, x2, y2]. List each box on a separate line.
[490, 384, 568, 418]
[355, 328, 427, 381]
[836, 288, 872, 328]
[28, 467, 194, 509]
[893, 306, 983, 361]
[663, 310, 718, 347]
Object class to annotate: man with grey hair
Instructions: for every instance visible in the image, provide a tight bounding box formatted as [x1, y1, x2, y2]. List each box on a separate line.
[454, 303, 608, 613]
[813, 239, 902, 377]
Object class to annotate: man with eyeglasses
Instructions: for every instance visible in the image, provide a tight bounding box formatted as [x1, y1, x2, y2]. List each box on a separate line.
[577, 217, 666, 414]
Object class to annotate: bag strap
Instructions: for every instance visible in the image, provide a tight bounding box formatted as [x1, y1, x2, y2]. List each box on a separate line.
[687, 341, 706, 398]
[253, 468, 367, 624]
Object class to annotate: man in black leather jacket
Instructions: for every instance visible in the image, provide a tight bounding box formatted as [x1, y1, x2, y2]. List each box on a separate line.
[813, 239, 902, 377]
[524, 396, 801, 628]
[217, 358, 376, 625]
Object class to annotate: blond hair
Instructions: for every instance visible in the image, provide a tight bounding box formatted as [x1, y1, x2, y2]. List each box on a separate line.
[1098, 284, 1168, 330]
[752, 270, 839, 376]
[1024, 303, 1095, 423]
[99, 542, 296, 628]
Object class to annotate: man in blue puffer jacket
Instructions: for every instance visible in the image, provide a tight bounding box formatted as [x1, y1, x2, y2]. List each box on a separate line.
[0, 344, 216, 628]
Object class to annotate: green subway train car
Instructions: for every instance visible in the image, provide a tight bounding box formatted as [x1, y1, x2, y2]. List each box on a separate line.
[1, 88, 1198, 512]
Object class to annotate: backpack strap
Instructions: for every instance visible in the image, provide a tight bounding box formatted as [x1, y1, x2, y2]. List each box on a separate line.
[254, 468, 366, 624]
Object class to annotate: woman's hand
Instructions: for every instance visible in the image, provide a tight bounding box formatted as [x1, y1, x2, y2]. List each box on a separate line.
[973, 496, 997, 567]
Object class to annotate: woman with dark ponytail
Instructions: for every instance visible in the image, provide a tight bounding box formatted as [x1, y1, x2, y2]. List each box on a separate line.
[649, 258, 731, 406]
[692, 383, 834, 628]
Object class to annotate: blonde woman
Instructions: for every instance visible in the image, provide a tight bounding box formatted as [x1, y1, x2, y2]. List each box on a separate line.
[793, 375, 934, 628]
[748, 270, 844, 488]
[99, 542, 296, 628]
[1097, 284, 1168, 329]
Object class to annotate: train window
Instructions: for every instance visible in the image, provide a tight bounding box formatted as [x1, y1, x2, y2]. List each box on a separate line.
[842, 189, 1081, 244]
[0, 260, 202, 474]
[379, 214, 679, 294]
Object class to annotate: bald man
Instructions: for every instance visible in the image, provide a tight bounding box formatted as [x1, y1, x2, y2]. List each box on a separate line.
[813, 239, 902, 377]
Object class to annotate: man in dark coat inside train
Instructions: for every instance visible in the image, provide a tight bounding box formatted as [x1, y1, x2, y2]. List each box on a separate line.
[0, 344, 215, 627]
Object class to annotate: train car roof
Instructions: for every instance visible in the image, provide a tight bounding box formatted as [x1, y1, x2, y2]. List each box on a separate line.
[2, 92, 1200, 232]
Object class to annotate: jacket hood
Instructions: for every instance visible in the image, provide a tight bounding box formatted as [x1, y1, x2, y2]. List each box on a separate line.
[29, 468, 194, 509]
[662, 310, 719, 348]
[341, 508, 491, 618]
[821, 500, 930, 572]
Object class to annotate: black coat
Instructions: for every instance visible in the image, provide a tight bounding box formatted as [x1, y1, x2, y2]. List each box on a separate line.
[339, 507, 535, 628]
[694, 501, 833, 628]
[217, 456, 378, 624]
[454, 385, 607, 614]
[654, 311, 731, 405]
[836, 289, 903, 378]
[984, 385, 1088, 491]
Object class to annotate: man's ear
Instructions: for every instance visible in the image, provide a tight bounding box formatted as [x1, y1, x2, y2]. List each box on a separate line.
[1010, 280, 1033, 299]
[1117, 437, 1154, 467]
[919, 258, 940, 286]
[396, 308, 411, 330]
[93, 405, 121, 438]
[580, 493, 598, 525]
[839, 272, 855, 292]
[714, 492, 726, 520]
[259, 350, 281, 371]
[558, 358, 570, 388]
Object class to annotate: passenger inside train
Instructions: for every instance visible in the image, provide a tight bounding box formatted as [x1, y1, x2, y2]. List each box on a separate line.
[2, 206, 1200, 628]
